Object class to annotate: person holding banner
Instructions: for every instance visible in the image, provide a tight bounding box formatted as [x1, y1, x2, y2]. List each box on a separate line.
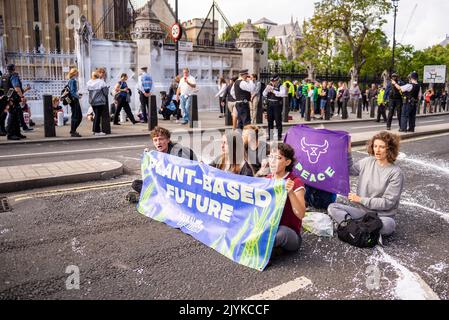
[267, 143, 306, 252]
[263, 74, 287, 141]
[128, 127, 197, 202]
[328, 132, 404, 237]
[209, 131, 254, 177]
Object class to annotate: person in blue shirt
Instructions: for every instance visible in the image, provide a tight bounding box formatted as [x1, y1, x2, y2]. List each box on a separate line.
[67, 68, 83, 137]
[113, 73, 137, 125]
[138, 67, 153, 123]
[3, 64, 31, 140]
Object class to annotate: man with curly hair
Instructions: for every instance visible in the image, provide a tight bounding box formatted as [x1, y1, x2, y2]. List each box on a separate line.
[328, 131, 404, 236]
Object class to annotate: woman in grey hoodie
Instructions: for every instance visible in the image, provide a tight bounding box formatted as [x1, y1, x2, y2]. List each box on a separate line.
[86, 71, 108, 136]
[328, 131, 404, 236]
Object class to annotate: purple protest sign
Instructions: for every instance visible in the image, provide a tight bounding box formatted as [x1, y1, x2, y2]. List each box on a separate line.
[284, 124, 350, 195]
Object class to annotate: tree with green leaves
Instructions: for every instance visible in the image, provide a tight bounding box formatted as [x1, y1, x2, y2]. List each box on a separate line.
[312, 0, 391, 84]
[220, 22, 267, 42]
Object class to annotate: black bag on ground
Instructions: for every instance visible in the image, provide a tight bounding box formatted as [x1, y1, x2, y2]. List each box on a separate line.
[337, 212, 383, 248]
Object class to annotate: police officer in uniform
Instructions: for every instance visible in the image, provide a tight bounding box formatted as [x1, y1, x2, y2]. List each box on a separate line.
[3, 64, 28, 140]
[263, 74, 287, 141]
[231, 69, 255, 129]
[386, 73, 403, 131]
[392, 71, 421, 133]
[137, 67, 153, 123]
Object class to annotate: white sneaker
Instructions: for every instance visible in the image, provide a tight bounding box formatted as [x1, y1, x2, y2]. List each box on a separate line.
[94, 132, 106, 136]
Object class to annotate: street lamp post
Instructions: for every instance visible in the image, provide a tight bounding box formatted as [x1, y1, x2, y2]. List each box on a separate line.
[175, 0, 179, 76]
[391, 0, 399, 74]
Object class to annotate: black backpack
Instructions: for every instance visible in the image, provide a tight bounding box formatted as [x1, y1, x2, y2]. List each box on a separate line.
[60, 85, 72, 105]
[337, 212, 383, 248]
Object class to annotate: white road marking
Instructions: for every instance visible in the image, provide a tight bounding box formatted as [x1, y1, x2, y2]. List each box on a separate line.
[401, 201, 449, 223]
[375, 248, 440, 300]
[351, 118, 446, 130]
[244, 276, 312, 300]
[0, 145, 146, 159]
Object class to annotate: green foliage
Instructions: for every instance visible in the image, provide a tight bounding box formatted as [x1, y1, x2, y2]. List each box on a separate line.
[219, 22, 267, 42]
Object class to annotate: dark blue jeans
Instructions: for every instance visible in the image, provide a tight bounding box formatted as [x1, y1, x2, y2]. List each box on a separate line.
[305, 185, 337, 210]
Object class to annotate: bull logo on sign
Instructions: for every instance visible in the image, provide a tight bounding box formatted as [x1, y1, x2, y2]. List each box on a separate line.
[301, 138, 329, 164]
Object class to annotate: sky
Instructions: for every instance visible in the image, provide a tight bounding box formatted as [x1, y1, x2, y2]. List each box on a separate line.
[154, 0, 449, 50]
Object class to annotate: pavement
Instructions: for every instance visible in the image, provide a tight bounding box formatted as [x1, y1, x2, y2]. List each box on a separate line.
[0, 159, 123, 193]
[0, 134, 448, 300]
[2, 110, 449, 145]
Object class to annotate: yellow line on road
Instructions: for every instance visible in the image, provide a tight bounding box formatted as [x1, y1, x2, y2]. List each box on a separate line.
[12, 181, 133, 201]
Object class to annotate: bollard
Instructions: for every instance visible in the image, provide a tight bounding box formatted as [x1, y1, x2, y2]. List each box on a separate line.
[282, 97, 289, 123]
[256, 96, 263, 124]
[357, 98, 362, 119]
[305, 97, 311, 122]
[438, 99, 442, 113]
[189, 95, 199, 129]
[148, 95, 158, 131]
[417, 101, 421, 115]
[43, 95, 56, 137]
[370, 98, 376, 118]
[225, 98, 232, 126]
[342, 99, 349, 119]
[423, 101, 427, 114]
[324, 100, 331, 120]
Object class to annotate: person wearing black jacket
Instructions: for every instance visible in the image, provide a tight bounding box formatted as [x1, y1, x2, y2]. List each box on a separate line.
[387, 73, 403, 131]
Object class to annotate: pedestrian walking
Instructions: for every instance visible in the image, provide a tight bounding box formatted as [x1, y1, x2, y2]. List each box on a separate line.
[251, 74, 262, 124]
[87, 71, 109, 136]
[215, 77, 227, 119]
[225, 77, 238, 129]
[387, 73, 403, 131]
[2, 64, 31, 140]
[67, 67, 83, 137]
[113, 73, 137, 125]
[176, 68, 197, 125]
[349, 81, 361, 114]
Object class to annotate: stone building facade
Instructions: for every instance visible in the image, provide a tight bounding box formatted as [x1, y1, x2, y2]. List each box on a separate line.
[0, 0, 131, 54]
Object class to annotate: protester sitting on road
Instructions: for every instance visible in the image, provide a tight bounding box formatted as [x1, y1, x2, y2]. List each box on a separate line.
[266, 143, 306, 253]
[52, 97, 68, 126]
[128, 127, 197, 202]
[242, 125, 270, 176]
[328, 131, 404, 237]
[209, 131, 254, 177]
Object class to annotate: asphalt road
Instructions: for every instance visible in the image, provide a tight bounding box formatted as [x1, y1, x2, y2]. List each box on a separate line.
[1, 113, 449, 175]
[0, 133, 448, 300]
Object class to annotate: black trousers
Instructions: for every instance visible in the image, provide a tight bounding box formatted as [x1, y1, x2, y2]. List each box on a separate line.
[376, 104, 387, 122]
[139, 92, 149, 123]
[267, 100, 283, 140]
[92, 105, 105, 133]
[219, 97, 226, 115]
[235, 101, 251, 129]
[401, 101, 417, 131]
[337, 100, 343, 115]
[387, 99, 403, 129]
[114, 96, 136, 124]
[6, 103, 21, 137]
[70, 98, 83, 134]
[0, 111, 7, 133]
